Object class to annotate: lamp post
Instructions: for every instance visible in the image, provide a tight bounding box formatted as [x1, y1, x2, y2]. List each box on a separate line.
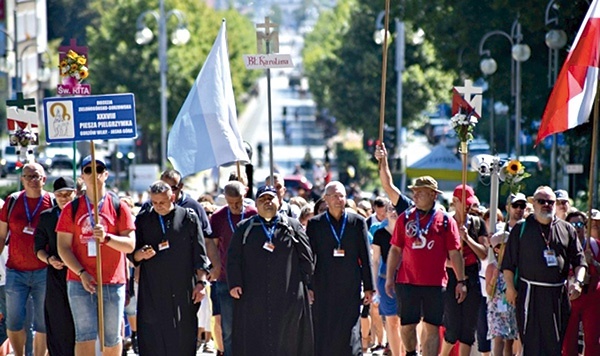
[545, 0, 568, 188]
[136, 0, 190, 171]
[374, 11, 406, 190]
[479, 19, 531, 158]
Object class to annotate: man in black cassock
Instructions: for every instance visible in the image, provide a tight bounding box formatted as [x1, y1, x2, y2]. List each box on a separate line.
[129, 181, 210, 356]
[227, 185, 314, 356]
[306, 181, 374, 356]
[34, 177, 77, 356]
[501, 186, 587, 355]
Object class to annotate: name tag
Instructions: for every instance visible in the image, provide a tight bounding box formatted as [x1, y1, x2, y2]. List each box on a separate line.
[158, 240, 170, 251]
[544, 249, 558, 267]
[333, 248, 345, 257]
[263, 242, 275, 252]
[87, 241, 97, 257]
[22, 226, 35, 235]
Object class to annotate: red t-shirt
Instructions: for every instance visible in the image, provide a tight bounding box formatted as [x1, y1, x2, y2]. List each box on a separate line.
[0, 191, 54, 271]
[208, 205, 257, 282]
[391, 208, 461, 287]
[55, 195, 135, 284]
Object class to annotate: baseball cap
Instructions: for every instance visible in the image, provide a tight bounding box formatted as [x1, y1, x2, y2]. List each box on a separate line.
[453, 184, 478, 206]
[257, 185, 277, 198]
[490, 230, 509, 247]
[555, 189, 569, 201]
[81, 155, 107, 170]
[507, 193, 527, 205]
[408, 176, 443, 194]
[590, 209, 600, 221]
[53, 177, 76, 192]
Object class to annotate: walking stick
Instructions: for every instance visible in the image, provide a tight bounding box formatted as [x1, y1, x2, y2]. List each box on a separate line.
[377, 0, 391, 156]
[89, 142, 105, 351]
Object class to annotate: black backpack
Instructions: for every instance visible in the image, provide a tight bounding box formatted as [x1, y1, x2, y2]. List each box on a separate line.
[70, 191, 121, 221]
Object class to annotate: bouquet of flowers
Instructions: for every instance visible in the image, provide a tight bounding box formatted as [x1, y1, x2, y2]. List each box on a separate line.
[59, 50, 88, 81]
[10, 129, 36, 147]
[499, 159, 531, 194]
[450, 110, 478, 152]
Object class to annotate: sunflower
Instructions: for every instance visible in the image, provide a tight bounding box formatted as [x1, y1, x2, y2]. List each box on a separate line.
[79, 68, 89, 79]
[506, 160, 523, 175]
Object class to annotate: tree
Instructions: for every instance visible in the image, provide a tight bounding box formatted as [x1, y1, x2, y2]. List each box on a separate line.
[85, 0, 258, 162]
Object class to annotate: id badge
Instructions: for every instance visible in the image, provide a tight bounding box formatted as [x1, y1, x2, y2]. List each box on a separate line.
[263, 242, 275, 252]
[22, 226, 35, 235]
[158, 240, 170, 251]
[333, 248, 345, 257]
[87, 241, 97, 257]
[544, 249, 558, 267]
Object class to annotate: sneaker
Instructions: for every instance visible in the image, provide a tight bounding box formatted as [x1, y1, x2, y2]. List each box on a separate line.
[203, 340, 216, 353]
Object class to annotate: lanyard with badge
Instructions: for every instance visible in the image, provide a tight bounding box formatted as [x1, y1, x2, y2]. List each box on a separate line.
[22, 193, 44, 235]
[326, 211, 347, 257]
[84, 195, 105, 257]
[413, 209, 436, 249]
[228, 208, 244, 233]
[157, 214, 170, 251]
[260, 217, 278, 252]
[540, 224, 558, 267]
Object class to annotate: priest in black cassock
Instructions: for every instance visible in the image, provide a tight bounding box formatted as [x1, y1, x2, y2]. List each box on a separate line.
[227, 185, 314, 356]
[306, 181, 375, 356]
[129, 180, 210, 356]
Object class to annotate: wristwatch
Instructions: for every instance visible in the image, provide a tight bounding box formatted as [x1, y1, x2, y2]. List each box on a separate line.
[457, 280, 468, 291]
[574, 279, 585, 288]
[77, 268, 86, 277]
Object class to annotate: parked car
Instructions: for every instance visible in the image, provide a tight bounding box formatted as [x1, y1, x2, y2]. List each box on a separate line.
[0, 146, 19, 177]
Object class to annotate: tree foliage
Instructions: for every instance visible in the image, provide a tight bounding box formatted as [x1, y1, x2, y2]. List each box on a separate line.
[83, 0, 258, 162]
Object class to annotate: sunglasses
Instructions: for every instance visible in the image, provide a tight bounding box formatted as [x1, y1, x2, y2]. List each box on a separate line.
[570, 221, 585, 229]
[82, 166, 106, 175]
[511, 203, 526, 209]
[535, 198, 556, 206]
[171, 185, 181, 191]
[22, 174, 43, 181]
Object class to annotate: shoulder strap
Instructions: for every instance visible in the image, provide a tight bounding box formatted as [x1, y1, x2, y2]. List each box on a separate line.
[6, 192, 22, 222]
[107, 191, 121, 218]
[242, 216, 261, 245]
[71, 196, 80, 221]
[519, 219, 526, 239]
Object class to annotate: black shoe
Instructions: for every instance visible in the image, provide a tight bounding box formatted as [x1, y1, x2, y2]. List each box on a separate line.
[132, 334, 139, 354]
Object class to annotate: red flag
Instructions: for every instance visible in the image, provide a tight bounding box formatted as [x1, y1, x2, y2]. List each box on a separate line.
[536, 0, 600, 145]
[451, 88, 480, 119]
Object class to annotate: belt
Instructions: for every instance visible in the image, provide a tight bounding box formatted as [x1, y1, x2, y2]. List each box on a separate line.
[520, 277, 564, 337]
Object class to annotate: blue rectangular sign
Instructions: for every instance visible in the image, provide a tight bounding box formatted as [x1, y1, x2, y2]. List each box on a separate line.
[43, 93, 136, 143]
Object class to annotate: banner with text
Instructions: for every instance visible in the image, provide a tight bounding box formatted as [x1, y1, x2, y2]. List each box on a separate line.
[42, 93, 136, 142]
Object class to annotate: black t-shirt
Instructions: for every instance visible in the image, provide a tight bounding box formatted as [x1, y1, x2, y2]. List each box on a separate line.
[372, 228, 392, 265]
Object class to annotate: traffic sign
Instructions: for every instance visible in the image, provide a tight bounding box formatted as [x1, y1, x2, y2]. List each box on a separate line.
[565, 164, 584, 174]
[42, 93, 136, 143]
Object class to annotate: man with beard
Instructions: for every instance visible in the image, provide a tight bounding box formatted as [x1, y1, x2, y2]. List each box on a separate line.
[227, 186, 314, 356]
[307, 181, 374, 356]
[501, 186, 587, 355]
[130, 181, 209, 355]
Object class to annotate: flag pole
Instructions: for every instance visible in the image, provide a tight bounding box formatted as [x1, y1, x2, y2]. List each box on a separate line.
[585, 82, 600, 251]
[89, 141, 105, 350]
[377, 0, 391, 145]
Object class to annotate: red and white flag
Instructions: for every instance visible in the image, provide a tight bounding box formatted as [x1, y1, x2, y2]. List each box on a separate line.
[536, 0, 600, 145]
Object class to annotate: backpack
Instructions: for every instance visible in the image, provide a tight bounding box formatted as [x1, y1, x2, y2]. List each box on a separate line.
[70, 191, 121, 221]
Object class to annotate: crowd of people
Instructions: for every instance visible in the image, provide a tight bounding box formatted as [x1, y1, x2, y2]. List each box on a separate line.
[0, 142, 597, 356]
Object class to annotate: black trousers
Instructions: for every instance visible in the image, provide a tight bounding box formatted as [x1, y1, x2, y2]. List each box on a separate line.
[443, 264, 482, 345]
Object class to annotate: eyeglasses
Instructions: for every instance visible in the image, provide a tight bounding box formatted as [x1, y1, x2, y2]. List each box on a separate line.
[511, 203, 526, 209]
[535, 198, 556, 206]
[22, 174, 43, 181]
[570, 221, 585, 229]
[82, 166, 106, 175]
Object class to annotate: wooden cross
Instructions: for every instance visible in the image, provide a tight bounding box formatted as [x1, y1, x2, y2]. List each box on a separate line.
[256, 17, 279, 54]
[6, 92, 36, 112]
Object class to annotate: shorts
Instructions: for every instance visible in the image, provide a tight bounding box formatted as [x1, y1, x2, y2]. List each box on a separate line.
[197, 284, 212, 329]
[67, 282, 125, 347]
[377, 276, 398, 316]
[5, 268, 46, 333]
[396, 284, 444, 326]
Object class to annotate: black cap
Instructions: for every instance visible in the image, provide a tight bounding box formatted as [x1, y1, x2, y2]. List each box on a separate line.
[256, 185, 277, 198]
[53, 177, 76, 192]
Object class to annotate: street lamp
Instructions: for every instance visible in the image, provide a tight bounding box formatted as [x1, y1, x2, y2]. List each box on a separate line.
[545, 0, 568, 188]
[479, 19, 531, 158]
[374, 11, 406, 189]
[136, 0, 190, 171]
